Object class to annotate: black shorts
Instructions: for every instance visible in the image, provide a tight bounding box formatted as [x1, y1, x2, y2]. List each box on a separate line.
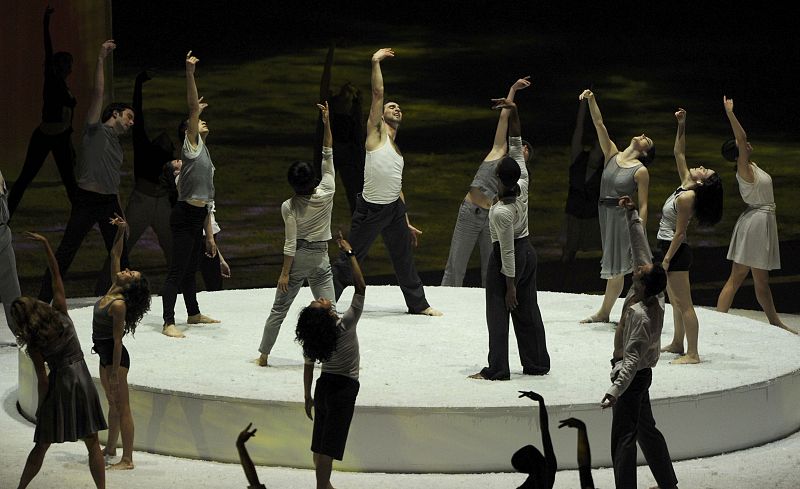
[311, 372, 360, 460]
[92, 339, 131, 370]
[657, 240, 693, 272]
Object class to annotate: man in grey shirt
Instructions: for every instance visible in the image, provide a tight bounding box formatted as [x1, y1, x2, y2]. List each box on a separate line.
[39, 40, 134, 303]
[296, 233, 365, 489]
[601, 198, 678, 489]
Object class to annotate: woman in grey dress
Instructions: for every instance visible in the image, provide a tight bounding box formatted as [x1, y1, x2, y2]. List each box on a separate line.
[12, 232, 107, 489]
[716, 97, 794, 333]
[577, 89, 654, 324]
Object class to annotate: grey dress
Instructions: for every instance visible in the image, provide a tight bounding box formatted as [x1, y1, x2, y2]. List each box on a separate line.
[34, 312, 107, 443]
[598, 154, 642, 278]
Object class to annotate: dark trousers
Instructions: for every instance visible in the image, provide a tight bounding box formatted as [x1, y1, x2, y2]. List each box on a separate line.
[611, 368, 678, 489]
[482, 239, 549, 379]
[39, 188, 128, 303]
[332, 195, 429, 313]
[198, 232, 222, 291]
[9, 127, 77, 217]
[333, 142, 364, 216]
[160, 202, 207, 324]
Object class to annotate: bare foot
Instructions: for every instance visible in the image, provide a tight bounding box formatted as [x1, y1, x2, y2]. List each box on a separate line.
[468, 372, 488, 380]
[670, 354, 701, 365]
[774, 322, 799, 335]
[162, 324, 185, 338]
[256, 354, 268, 367]
[188, 313, 221, 324]
[419, 307, 443, 316]
[660, 343, 684, 355]
[108, 458, 134, 470]
[580, 314, 610, 324]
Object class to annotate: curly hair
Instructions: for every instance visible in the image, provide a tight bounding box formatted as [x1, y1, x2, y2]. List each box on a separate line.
[287, 160, 317, 195]
[295, 306, 338, 362]
[511, 444, 545, 476]
[10, 297, 64, 351]
[694, 173, 723, 227]
[121, 275, 151, 336]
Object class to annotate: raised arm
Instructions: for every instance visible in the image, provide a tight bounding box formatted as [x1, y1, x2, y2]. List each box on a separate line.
[486, 77, 530, 161]
[673, 108, 690, 183]
[723, 96, 755, 183]
[570, 98, 589, 164]
[109, 214, 127, 281]
[26, 232, 67, 314]
[366, 48, 394, 147]
[619, 198, 653, 266]
[338, 232, 365, 297]
[236, 423, 266, 489]
[558, 418, 594, 489]
[319, 43, 334, 103]
[43, 6, 54, 66]
[87, 40, 116, 124]
[132, 71, 151, 146]
[519, 391, 557, 487]
[492, 98, 528, 183]
[185, 51, 202, 146]
[318, 102, 335, 189]
[579, 90, 618, 162]
[635, 166, 649, 226]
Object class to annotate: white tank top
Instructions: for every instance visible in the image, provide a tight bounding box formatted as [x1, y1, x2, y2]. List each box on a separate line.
[362, 138, 404, 204]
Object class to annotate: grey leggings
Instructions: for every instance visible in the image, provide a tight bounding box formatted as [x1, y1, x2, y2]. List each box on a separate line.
[441, 200, 492, 287]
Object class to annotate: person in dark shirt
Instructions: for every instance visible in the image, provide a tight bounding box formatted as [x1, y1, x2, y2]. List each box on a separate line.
[9, 6, 78, 217]
[512, 391, 556, 489]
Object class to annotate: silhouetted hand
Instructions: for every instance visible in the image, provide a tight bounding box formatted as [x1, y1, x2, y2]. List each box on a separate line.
[237, 422, 258, 447]
[305, 397, 314, 420]
[136, 70, 152, 83]
[558, 417, 587, 430]
[518, 391, 544, 402]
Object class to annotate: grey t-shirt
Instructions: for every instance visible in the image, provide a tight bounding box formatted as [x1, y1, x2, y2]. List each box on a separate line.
[178, 136, 215, 203]
[75, 123, 123, 195]
[306, 294, 364, 380]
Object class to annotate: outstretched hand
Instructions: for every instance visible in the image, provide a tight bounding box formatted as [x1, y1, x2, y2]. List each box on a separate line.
[723, 95, 734, 113]
[491, 98, 516, 110]
[24, 232, 48, 244]
[675, 108, 686, 123]
[186, 50, 200, 73]
[198, 96, 209, 113]
[317, 101, 330, 125]
[371, 48, 395, 63]
[511, 76, 532, 91]
[304, 397, 314, 420]
[558, 417, 586, 430]
[518, 390, 544, 402]
[236, 422, 257, 446]
[579, 89, 594, 101]
[617, 196, 635, 210]
[99, 40, 116, 59]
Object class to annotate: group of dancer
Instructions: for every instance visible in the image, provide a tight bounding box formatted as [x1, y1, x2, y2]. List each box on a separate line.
[1, 12, 793, 489]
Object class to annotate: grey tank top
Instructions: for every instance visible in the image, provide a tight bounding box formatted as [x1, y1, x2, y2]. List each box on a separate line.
[599, 154, 642, 201]
[179, 137, 215, 202]
[470, 158, 501, 201]
[657, 187, 687, 242]
[92, 298, 122, 341]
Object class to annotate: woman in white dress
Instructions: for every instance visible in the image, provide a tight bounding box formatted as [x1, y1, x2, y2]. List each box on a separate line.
[716, 97, 794, 334]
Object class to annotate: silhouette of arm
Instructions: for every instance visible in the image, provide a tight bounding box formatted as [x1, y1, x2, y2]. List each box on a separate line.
[236, 423, 267, 488]
[519, 391, 557, 487]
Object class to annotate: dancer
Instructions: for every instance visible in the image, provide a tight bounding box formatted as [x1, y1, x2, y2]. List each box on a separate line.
[0, 167, 22, 340]
[12, 232, 107, 489]
[441, 77, 532, 287]
[98, 70, 176, 291]
[578, 89, 653, 324]
[236, 423, 267, 489]
[161, 51, 220, 338]
[470, 96, 549, 381]
[93, 216, 151, 469]
[511, 391, 556, 489]
[558, 418, 595, 489]
[38, 40, 133, 304]
[298, 234, 365, 489]
[601, 198, 677, 489]
[257, 102, 337, 367]
[8, 6, 77, 216]
[331, 48, 440, 316]
[561, 97, 603, 264]
[316, 42, 365, 215]
[658, 108, 723, 364]
[716, 97, 794, 333]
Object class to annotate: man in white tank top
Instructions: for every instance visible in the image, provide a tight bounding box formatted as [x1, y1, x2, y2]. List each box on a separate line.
[331, 48, 441, 316]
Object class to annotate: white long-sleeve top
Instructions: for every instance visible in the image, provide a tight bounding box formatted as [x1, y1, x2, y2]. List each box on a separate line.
[607, 209, 665, 399]
[488, 136, 529, 277]
[281, 147, 335, 256]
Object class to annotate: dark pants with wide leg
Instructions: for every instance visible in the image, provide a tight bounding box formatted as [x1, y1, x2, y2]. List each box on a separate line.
[39, 188, 129, 303]
[611, 368, 678, 489]
[160, 202, 207, 324]
[482, 238, 549, 380]
[332, 195, 429, 313]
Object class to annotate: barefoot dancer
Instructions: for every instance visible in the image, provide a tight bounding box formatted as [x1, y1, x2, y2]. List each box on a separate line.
[659, 108, 723, 364]
[716, 97, 794, 334]
[161, 51, 219, 338]
[577, 89, 653, 324]
[93, 216, 151, 469]
[12, 232, 107, 489]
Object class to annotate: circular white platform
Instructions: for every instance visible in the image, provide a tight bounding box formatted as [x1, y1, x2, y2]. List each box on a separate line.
[17, 286, 800, 473]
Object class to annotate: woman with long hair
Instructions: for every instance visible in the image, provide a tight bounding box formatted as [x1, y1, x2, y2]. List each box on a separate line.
[12, 232, 107, 489]
[578, 89, 654, 324]
[716, 97, 794, 333]
[93, 215, 151, 469]
[659, 108, 723, 364]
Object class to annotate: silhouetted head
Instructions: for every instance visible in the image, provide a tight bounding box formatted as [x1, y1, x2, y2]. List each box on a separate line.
[496, 156, 521, 199]
[691, 171, 723, 226]
[295, 300, 338, 362]
[511, 445, 546, 477]
[721, 138, 739, 162]
[53, 51, 73, 78]
[634, 263, 667, 298]
[10, 297, 64, 350]
[153, 132, 176, 161]
[287, 161, 317, 195]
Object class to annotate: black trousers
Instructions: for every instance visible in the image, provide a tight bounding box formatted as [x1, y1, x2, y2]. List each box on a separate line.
[332, 142, 364, 216]
[9, 127, 77, 217]
[482, 239, 549, 379]
[39, 188, 128, 303]
[611, 368, 678, 489]
[332, 195, 429, 313]
[160, 202, 207, 324]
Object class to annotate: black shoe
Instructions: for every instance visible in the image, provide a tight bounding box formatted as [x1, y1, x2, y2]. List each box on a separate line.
[522, 366, 549, 376]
